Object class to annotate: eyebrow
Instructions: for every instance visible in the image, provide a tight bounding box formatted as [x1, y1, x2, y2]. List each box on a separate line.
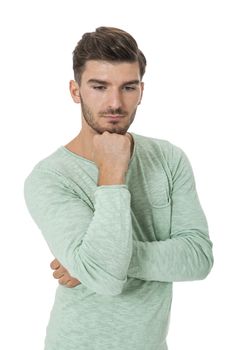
[87, 79, 140, 86]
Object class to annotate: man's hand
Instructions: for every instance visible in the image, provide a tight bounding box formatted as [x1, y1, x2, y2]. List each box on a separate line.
[93, 131, 131, 172]
[50, 258, 81, 288]
[93, 131, 132, 186]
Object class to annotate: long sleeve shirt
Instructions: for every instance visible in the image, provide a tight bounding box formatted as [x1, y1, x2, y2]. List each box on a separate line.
[24, 132, 214, 350]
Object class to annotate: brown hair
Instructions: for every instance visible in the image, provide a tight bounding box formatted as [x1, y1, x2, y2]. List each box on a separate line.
[72, 26, 146, 84]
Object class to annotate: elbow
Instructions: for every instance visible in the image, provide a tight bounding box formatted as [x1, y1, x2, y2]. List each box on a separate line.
[192, 243, 214, 281]
[103, 287, 124, 297]
[180, 237, 214, 282]
[71, 261, 127, 296]
[199, 250, 214, 280]
[92, 278, 126, 296]
[99, 273, 128, 296]
[70, 272, 126, 296]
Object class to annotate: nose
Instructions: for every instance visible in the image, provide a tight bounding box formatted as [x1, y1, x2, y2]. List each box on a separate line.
[106, 89, 123, 110]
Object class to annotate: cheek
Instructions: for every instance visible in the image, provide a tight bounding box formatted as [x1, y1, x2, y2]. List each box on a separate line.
[83, 91, 105, 108]
[128, 97, 141, 110]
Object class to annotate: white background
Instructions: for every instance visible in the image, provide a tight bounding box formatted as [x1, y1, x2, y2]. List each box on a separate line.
[0, 0, 232, 349]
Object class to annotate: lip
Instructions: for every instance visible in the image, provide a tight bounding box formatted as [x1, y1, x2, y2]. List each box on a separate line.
[105, 115, 123, 119]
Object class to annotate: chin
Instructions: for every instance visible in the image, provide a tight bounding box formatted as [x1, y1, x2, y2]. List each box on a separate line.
[92, 124, 128, 135]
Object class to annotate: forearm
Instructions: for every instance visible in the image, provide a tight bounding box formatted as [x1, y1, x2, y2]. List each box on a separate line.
[60, 185, 133, 295]
[24, 169, 133, 296]
[127, 231, 213, 282]
[127, 144, 214, 283]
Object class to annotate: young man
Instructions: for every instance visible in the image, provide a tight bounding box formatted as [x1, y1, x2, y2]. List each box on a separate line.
[24, 27, 214, 350]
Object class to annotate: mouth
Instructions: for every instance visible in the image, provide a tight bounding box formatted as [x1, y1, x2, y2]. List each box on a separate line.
[104, 115, 124, 120]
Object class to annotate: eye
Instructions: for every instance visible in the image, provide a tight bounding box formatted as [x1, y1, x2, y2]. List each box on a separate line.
[93, 86, 107, 90]
[123, 86, 136, 91]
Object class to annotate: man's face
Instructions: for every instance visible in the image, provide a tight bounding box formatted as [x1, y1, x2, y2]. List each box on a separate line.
[70, 60, 144, 135]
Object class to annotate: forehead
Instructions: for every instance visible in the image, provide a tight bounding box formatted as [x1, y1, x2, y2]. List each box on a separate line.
[81, 60, 141, 84]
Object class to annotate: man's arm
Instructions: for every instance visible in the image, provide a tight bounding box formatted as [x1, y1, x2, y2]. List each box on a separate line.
[50, 144, 213, 287]
[127, 145, 214, 282]
[24, 132, 133, 296]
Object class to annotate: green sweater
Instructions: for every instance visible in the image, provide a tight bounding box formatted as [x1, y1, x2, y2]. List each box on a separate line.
[24, 132, 213, 350]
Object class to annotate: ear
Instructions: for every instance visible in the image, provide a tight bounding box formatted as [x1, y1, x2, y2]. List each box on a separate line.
[138, 82, 144, 105]
[69, 80, 81, 103]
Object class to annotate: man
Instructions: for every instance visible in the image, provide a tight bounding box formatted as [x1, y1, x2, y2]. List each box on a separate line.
[24, 26, 214, 350]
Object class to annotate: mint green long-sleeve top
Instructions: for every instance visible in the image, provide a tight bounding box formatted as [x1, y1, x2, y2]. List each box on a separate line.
[24, 132, 213, 350]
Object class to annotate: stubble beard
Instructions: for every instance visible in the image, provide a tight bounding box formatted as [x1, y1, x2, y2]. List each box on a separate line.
[79, 95, 137, 135]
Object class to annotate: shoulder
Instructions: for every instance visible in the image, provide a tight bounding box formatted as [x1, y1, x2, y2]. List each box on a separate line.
[24, 148, 74, 201]
[24, 144, 79, 184]
[27, 147, 68, 174]
[133, 133, 196, 193]
[133, 132, 188, 170]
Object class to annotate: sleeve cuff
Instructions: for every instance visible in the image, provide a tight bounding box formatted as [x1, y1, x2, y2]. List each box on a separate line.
[96, 184, 129, 190]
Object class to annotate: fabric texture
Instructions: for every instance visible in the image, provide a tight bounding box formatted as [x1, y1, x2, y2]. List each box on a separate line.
[24, 132, 214, 350]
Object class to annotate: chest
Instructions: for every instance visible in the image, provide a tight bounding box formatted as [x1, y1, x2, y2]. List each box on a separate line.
[65, 153, 172, 242]
[126, 156, 172, 242]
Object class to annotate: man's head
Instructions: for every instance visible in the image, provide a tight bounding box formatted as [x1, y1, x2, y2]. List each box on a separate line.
[70, 26, 147, 135]
[72, 26, 146, 84]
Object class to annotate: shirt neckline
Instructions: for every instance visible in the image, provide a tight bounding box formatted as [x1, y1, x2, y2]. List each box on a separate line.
[59, 132, 137, 168]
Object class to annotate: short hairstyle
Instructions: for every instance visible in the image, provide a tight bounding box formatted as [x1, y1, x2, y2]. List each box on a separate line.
[72, 26, 147, 84]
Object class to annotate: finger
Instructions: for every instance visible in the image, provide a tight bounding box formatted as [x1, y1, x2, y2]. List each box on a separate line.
[53, 268, 68, 279]
[66, 279, 81, 288]
[58, 276, 71, 285]
[50, 259, 60, 270]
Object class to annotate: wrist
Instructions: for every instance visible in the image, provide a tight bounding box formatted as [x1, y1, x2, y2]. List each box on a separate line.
[98, 167, 126, 186]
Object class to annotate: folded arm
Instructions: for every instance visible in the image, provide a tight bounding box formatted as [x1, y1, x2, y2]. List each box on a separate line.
[24, 168, 133, 296]
[127, 145, 214, 282]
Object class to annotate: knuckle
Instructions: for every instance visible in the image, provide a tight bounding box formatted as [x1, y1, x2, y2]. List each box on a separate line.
[50, 260, 60, 270]
[59, 266, 66, 274]
[53, 271, 64, 279]
[66, 281, 73, 288]
[67, 280, 80, 288]
[58, 277, 66, 285]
